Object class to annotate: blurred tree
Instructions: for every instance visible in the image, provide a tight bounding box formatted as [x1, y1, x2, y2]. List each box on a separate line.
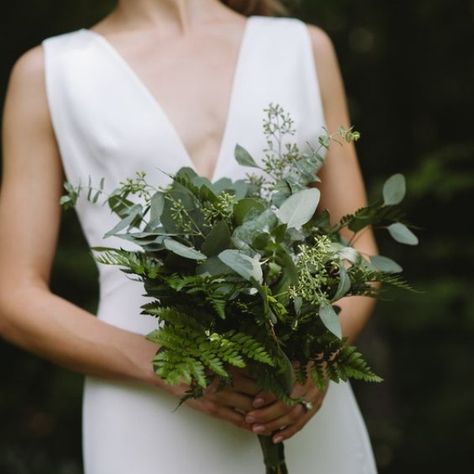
[0, 0, 473, 472]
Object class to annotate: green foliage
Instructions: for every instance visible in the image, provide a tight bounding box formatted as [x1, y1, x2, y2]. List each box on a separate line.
[91, 246, 161, 278]
[59, 104, 415, 410]
[383, 174, 406, 206]
[311, 343, 383, 390]
[276, 188, 321, 229]
[144, 306, 273, 388]
[2, 2, 470, 472]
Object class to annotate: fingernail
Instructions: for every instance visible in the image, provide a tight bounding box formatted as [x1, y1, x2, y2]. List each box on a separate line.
[253, 398, 265, 408]
[245, 415, 255, 423]
[252, 425, 265, 433]
[273, 436, 283, 444]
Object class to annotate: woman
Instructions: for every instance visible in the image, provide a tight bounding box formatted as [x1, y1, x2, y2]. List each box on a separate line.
[0, 0, 379, 472]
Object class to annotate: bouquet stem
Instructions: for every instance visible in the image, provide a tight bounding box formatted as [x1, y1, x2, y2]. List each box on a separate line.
[258, 435, 288, 474]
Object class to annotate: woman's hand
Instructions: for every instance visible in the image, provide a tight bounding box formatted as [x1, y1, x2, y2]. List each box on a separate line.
[164, 370, 261, 432]
[244, 377, 328, 443]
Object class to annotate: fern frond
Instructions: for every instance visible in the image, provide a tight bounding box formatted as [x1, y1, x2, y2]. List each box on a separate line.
[309, 340, 382, 386]
[335, 345, 383, 383]
[91, 247, 161, 277]
[141, 304, 204, 331]
[377, 273, 417, 292]
[225, 331, 274, 365]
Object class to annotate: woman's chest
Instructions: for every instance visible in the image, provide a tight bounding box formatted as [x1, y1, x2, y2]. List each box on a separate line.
[89, 29, 247, 179]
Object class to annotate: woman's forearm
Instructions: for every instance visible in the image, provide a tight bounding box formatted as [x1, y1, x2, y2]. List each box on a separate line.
[338, 294, 377, 345]
[0, 282, 160, 387]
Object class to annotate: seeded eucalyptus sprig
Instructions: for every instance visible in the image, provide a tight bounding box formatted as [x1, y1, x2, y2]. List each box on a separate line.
[60, 104, 418, 474]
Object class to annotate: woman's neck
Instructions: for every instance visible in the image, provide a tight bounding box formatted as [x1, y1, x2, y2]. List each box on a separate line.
[113, 0, 231, 33]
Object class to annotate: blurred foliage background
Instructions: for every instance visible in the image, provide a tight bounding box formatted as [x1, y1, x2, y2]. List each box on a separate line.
[0, 0, 473, 473]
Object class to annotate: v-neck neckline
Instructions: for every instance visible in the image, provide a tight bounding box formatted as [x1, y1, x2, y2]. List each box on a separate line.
[81, 17, 255, 182]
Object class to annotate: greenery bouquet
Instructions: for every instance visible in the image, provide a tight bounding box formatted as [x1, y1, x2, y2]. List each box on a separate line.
[61, 104, 417, 474]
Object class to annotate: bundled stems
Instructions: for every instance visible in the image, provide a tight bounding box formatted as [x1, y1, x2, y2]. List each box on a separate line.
[258, 435, 288, 474]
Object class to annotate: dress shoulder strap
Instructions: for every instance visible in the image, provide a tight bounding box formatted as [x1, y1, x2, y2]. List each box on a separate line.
[250, 15, 326, 128]
[41, 29, 106, 178]
[217, 15, 327, 177]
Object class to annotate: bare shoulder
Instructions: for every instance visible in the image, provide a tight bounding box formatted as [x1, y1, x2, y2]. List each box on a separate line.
[2, 42, 58, 177]
[4, 44, 52, 132]
[304, 23, 340, 77]
[8, 44, 45, 91]
[305, 24, 336, 56]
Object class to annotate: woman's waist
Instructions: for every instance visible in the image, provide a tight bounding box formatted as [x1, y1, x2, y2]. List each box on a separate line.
[97, 270, 156, 334]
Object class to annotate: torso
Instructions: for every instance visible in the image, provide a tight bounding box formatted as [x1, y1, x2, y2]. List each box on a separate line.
[38, 16, 378, 473]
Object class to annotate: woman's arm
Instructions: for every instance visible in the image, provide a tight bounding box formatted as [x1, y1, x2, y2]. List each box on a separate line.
[311, 25, 379, 344]
[247, 23, 379, 442]
[0, 45, 161, 385]
[0, 45, 258, 430]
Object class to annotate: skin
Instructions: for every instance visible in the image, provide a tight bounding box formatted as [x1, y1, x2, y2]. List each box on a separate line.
[0, 0, 378, 445]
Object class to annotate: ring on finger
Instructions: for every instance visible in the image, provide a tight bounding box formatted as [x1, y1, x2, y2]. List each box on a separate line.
[298, 398, 313, 413]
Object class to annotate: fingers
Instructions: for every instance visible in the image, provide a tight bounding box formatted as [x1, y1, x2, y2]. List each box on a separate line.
[203, 376, 256, 412]
[182, 370, 327, 436]
[213, 388, 254, 413]
[270, 392, 323, 443]
[245, 399, 293, 425]
[271, 417, 306, 444]
[187, 398, 252, 431]
[250, 404, 306, 436]
[231, 373, 260, 396]
[246, 385, 325, 438]
[252, 390, 277, 408]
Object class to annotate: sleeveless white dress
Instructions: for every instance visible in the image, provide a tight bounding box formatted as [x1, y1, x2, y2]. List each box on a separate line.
[42, 15, 378, 474]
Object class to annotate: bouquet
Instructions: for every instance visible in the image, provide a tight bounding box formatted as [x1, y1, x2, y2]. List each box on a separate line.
[61, 104, 417, 473]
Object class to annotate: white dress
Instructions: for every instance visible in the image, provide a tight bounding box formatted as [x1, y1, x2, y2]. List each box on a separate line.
[42, 15, 378, 474]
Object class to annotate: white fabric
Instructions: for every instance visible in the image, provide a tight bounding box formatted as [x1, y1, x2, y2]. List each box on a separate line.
[42, 15, 378, 474]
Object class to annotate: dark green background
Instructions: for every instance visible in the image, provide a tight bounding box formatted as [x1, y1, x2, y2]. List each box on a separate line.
[1, 1, 473, 473]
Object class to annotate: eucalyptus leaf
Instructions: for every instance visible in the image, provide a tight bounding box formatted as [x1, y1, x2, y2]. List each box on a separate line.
[201, 221, 231, 256]
[196, 256, 232, 276]
[273, 248, 298, 297]
[163, 239, 207, 260]
[332, 266, 351, 301]
[175, 166, 198, 181]
[233, 198, 266, 225]
[312, 209, 330, 230]
[286, 227, 306, 243]
[387, 223, 419, 245]
[87, 175, 92, 201]
[319, 302, 342, 339]
[198, 183, 218, 203]
[370, 255, 403, 273]
[319, 135, 330, 147]
[107, 193, 135, 218]
[234, 144, 259, 168]
[212, 177, 233, 192]
[160, 182, 198, 233]
[150, 191, 165, 223]
[233, 209, 278, 245]
[191, 175, 213, 189]
[383, 174, 406, 206]
[277, 188, 320, 229]
[230, 180, 249, 200]
[91, 189, 101, 203]
[252, 232, 270, 250]
[218, 249, 263, 283]
[293, 296, 303, 316]
[103, 204, 142, 238]
[333, 244, 360, 264]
